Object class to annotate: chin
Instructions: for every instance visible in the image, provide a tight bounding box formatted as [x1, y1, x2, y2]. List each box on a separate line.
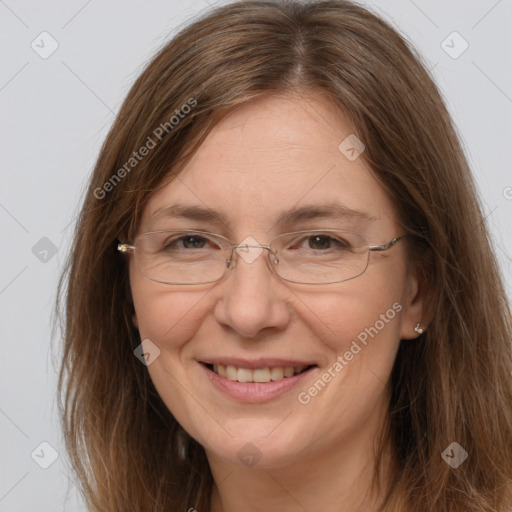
[198, 417, 320, 470]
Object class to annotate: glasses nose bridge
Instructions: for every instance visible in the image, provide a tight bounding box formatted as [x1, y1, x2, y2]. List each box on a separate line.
[227, 241, 279, 267]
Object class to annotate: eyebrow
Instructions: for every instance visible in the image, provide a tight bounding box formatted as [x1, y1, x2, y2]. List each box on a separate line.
[149, 202, 377, 228]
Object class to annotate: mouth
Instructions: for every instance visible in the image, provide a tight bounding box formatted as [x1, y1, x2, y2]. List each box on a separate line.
[201, 362, 315, 383]
[199, 359, 318, 403]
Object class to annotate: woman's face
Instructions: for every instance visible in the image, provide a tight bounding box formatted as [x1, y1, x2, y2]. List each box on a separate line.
[129, 93, 425, 469]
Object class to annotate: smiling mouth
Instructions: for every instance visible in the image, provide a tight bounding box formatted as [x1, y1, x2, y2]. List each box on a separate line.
[202, 363, 314, 383]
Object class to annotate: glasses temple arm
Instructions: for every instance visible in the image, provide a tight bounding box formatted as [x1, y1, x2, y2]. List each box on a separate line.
[117, 242, 135, 253]
[368, 235, 406, 252]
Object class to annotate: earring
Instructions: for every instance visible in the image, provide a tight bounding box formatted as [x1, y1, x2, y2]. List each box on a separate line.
[414, 323, 424, 335]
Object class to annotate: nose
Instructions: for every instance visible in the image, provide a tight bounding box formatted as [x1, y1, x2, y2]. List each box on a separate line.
[212, 241, 290, 339]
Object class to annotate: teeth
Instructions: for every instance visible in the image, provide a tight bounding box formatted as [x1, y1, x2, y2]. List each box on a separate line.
[253, 368, 271, 382]
[211, 364, 309, 383]
[237, 368, 253, 383]
[284, 366, 294, 377]
[270, 367, 284, 380]
[226, 365, 238, 380]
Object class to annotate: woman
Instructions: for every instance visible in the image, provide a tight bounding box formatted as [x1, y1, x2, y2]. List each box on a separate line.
[57, 1, 512, 510]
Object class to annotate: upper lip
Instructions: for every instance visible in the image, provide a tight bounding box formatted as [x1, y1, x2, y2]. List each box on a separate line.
[199, 357, 316, 369]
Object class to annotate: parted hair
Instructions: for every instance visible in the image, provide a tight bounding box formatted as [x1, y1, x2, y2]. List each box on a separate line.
[57, 1, 512, 510]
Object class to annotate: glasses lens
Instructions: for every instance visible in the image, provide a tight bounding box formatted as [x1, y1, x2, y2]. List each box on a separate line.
[272, 230, 369, 284]
[135, 231, 229, 284]
[134, 229, 370, 285]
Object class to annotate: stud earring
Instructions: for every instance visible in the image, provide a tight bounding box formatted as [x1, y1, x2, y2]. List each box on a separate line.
[414, 323, 424, 335]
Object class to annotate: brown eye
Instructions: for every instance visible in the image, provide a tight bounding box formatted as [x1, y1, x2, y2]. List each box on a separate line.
[290, 234, 351, 252]
[157, 233, 219, 252]
[170, 235, 209, 250]
[307, 235, 335, 250]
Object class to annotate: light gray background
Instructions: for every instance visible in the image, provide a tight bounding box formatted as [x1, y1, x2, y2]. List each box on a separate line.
[0, 0, 511, 510]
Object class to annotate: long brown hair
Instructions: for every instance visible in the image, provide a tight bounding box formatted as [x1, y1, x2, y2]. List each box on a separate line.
[56, 1, 512, 510]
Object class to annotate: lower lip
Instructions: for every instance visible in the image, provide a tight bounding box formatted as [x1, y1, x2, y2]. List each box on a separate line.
[202, 364, 315, 403]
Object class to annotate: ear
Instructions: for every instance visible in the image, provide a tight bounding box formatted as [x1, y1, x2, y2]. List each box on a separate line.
[400, 266, 433, 340]
[132, 312, 139, 329]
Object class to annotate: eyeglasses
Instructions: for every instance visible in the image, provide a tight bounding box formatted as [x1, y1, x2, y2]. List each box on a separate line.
[117, 229, 405, 285]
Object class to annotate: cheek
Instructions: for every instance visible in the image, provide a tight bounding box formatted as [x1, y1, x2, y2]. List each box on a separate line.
[129, 276, 212, 431]
[130, 264, 210, 348]
[299, 276, 404, 357]
[293, 287, 403, 429]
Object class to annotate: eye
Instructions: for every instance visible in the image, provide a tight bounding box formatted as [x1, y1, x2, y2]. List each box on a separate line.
[159, 232, 221, 251]
[167, 234, 208, 250]
[291, 234, 352, 251]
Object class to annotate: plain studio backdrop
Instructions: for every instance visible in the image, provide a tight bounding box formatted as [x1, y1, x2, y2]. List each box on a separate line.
[0, 0, 511, 510]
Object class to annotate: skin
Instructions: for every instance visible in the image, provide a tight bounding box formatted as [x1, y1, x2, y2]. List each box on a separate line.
[129, 92, 428, 511]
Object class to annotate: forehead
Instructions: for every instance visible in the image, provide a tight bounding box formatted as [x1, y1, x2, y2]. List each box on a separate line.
[140, 94, 397, 236]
